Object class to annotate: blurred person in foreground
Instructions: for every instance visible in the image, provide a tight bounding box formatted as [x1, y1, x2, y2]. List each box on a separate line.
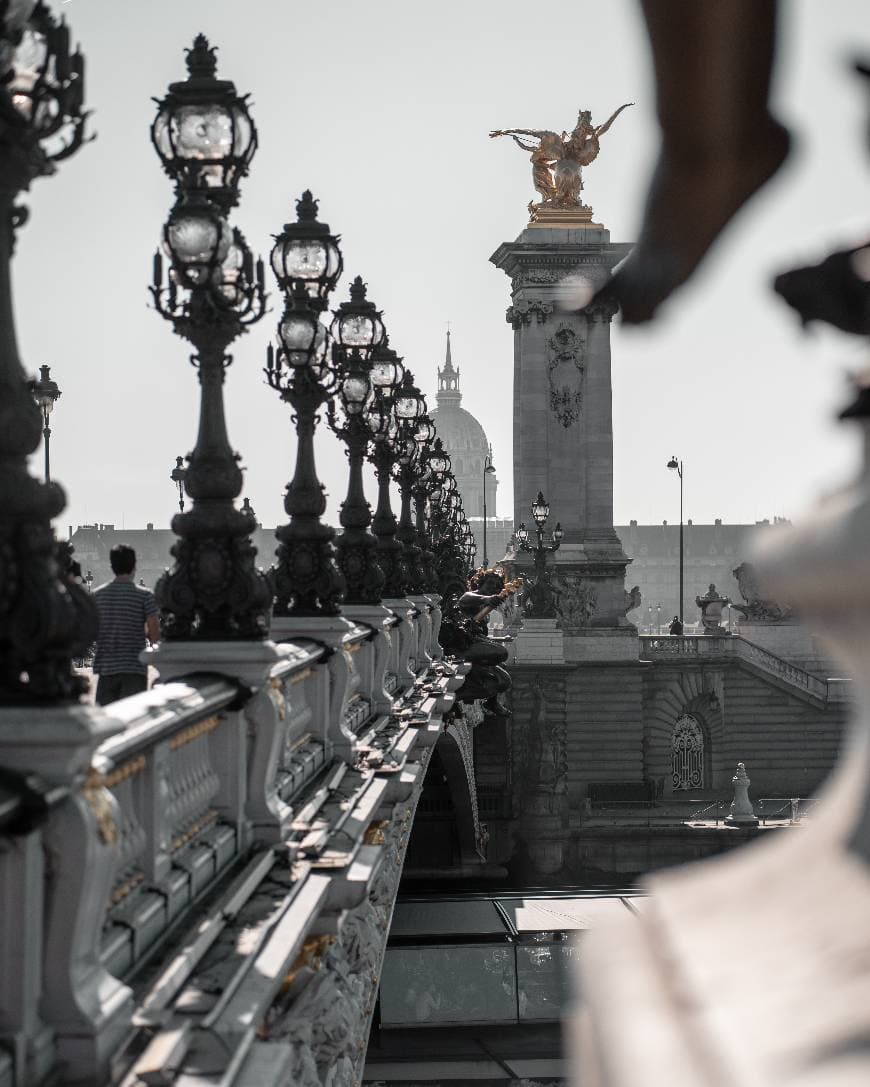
[93, 544, 159, 706]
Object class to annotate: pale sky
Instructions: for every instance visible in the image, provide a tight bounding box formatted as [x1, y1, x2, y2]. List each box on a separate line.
[14, 0, 870, 540]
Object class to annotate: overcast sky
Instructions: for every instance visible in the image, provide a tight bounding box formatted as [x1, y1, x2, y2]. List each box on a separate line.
[14, 0, 870, 540]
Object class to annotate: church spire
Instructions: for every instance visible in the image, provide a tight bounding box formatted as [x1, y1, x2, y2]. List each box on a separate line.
[444, 329, 455, 373]
[437, 329, 461, 403]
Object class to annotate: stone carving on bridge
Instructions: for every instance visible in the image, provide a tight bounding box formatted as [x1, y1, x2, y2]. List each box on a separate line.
[505, 297, 555, 328]
[552, 574, 597, 628]
[547, 322, 586, 428]
[620, 584, 643, 625]
[696, 583, 730, 635]
[513, 676, 568, 818]
[732, 560, 794, 622]
[489, 103, 633, 217]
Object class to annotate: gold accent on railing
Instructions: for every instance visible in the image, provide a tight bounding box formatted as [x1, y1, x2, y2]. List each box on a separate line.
[82, 769, 119, 845]
[110, 871, 145, 906]
[170, 809, 219, 853]
[169, 715, 221, 751]
[279, 933, 335, 993]
[363, 820, 387, 846]
[101, 754, 147, 789]
[286, 731, 313, 755]
[289, 667, 312, 685]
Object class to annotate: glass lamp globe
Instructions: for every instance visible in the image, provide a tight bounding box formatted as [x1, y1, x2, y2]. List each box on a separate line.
[531, 491, 550, 527]
[341, 372, 371, 415]
[270, 191, 342, 305]
[163, 198, 231, 287]
[395, 372, 424, 420]
[151, 35, 256, 207]
[331, 276, 385, 354]
[370, 340, 404, 390]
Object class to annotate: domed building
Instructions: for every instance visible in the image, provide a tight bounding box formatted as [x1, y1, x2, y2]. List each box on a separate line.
[430, 332, 499, 519]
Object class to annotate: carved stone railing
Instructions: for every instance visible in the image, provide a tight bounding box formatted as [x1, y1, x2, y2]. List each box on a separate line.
[638, 634, 842, 703]
[0, 604, 476, 1087]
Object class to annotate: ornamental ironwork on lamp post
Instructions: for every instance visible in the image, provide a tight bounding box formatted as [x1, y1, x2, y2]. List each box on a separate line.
[392, 370, 426, 594]
[265, 193, 345, 616]
[0, 1, 95, 701]
[326, 278, 386, 604]
[170, 454, 187, 513]
[150, 37, 271, 639]
[412, 413, 440, 593]
[366, 339, 407, 598]
[516, 490, 562, 618]
[32, 363, 60, 482]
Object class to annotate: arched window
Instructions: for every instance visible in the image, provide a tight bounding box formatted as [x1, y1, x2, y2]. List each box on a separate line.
[672, 714, 703, 790]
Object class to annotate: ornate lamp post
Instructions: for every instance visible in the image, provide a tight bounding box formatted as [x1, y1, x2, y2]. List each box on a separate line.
[516, 490, 562, 618]
[366, 340, 406, 598]
[151, 33, 256, 212]
[482, 442, 496, 566]
[265, 193, 345, 616]
[411, 414, 440, 592]
[31, 363, 60, 482]
[327, 277, 387, 604]
[0, 1, 95, 700]
[170, 454, 187, 513]
[150, 37, 271, 639]
[392, 371, 426, 594]
[667, 454, 684, 624]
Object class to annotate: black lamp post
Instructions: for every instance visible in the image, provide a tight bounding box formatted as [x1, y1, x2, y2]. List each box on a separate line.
[516, 490, 562, 618]
[412, 414, 440, 592]
[150, 36, 271, 639]
[266, 193, 345, 616]
[170, 454, 187, 513]
[366, 340, 406, 598]
[667, 455, 684, 624]
[482, 441, 496, 567]
[327, 277, 386, 605]
[0, 1, 95, 701]
[32, 363, 60, 482]
[392, 370, 426, 594]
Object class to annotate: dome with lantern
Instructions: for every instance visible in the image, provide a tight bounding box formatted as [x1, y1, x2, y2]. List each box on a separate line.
[429, 332, 497, 518]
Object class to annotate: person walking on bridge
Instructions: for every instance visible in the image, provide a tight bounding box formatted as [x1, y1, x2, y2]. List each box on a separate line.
[93, 544, 160, 706]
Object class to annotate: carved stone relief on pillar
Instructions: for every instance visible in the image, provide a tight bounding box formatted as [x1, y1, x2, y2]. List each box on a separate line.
[546, 322, 587, 428]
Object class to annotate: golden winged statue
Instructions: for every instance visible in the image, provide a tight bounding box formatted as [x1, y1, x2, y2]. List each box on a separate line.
[490, 103, 633, 212]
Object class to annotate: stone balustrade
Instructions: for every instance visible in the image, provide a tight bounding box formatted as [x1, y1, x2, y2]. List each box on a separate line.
[0, 604, 470, 1087]
[638, 634, 842, 703]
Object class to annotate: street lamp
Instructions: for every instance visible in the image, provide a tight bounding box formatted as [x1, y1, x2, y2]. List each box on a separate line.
[482, 442, 496, 567]
[150, 36, 271, 640]
[366, 338, 407, 598]
[0, 1, 95, 702]
[151, 33, 257, 211]
[515, 490, 562, 618]
[32, 364, 60, 482]
[392, 370, 426, 594]
[265, 192, 345, 616]
[327, 277, 387, 605]
[667, 455, 684, 625]
[170, 454, 187, 513]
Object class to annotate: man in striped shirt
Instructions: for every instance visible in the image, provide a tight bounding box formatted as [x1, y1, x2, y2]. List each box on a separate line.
[93, 544, 160, 706]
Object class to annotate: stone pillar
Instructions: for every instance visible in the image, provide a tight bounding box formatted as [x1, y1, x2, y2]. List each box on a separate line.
[491, 218, 636, 646]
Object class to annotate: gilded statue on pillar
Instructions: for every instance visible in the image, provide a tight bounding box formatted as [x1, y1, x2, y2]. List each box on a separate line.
[490, 103, 633, 219]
